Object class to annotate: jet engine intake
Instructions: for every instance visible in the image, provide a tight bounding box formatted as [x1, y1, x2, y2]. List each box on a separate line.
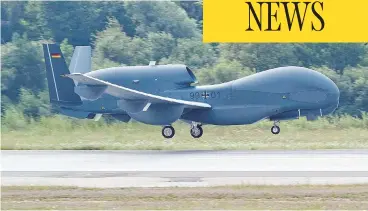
[74, 85, 107, 101]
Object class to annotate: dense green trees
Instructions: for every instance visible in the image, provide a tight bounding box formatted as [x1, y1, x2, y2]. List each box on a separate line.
[161, 38, 217, 69]
[125, 1, 200, 38]
[1, 34, 45, 102]
[1, 1, 368, 120]
[219, 43, 367, 73]
[317, 67, 368, 116]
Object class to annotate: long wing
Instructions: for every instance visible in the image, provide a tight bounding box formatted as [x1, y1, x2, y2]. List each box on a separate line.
[66, 73, 211, 109]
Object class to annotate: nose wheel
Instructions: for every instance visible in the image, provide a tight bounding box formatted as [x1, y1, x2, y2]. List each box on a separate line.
[162, 125, 175, 139]
[271, 121, 281, 134]
[271, 126, 280, 134]
[190, 125, 203, 138]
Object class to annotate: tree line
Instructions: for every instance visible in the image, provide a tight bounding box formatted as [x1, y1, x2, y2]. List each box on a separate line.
[1, 1, 368, 120]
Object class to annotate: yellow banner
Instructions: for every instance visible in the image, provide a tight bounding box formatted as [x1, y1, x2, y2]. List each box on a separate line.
[203, 0, 368, 43]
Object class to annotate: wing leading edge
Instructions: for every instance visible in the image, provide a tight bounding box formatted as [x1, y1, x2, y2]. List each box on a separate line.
[66, 73, 211, 109]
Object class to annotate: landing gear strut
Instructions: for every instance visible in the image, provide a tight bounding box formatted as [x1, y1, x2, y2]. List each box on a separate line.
[190, 122, 203, 138]
[271, 121, 281, 135]
[162, 125, 175, 139]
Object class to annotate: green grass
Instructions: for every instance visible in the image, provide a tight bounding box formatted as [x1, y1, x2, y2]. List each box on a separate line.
[2, 185, 368, 210]
[1, 113, 368, 150]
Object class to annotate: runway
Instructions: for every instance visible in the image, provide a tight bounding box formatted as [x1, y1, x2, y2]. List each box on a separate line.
[2, 150, 368, 187]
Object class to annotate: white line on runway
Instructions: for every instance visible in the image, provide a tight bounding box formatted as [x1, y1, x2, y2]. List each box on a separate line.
[2, 150, 368, 187]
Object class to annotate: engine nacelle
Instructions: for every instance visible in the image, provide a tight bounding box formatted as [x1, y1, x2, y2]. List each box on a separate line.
[86, 65, 198, 94]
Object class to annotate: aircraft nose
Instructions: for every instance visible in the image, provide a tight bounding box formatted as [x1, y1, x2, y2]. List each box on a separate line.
[322, 78, 340, 114]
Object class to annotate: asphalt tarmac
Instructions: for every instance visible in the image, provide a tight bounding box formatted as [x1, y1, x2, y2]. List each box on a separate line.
[2, 150, 368, 187]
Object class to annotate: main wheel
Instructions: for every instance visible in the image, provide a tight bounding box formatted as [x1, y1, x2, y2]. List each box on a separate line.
[162, 126, 175, 139]
[271, 125, 280, 135]
[190, 125, 203, 138]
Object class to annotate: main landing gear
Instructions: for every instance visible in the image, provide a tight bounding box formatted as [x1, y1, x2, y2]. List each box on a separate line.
[162, 125, 175, 139]
[161, 122, 204, 139]
[162, 121, 281, 137]
[190, 122, 203, 138]
[271, 121, 281, 135]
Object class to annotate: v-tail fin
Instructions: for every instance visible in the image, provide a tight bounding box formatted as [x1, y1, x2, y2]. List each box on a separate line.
[69, 46, 91, 74]
[42, 44, 82, 106]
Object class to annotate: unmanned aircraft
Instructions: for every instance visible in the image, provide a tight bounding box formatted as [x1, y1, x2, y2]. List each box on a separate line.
[43, 44, 340, 138]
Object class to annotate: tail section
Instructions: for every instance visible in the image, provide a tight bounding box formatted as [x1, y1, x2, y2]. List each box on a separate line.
[43, 44, 82, 106]
[69, 46, 91, 74]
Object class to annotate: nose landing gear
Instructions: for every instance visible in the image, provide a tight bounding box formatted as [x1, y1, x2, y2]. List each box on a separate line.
[271, 121, 281, 135]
